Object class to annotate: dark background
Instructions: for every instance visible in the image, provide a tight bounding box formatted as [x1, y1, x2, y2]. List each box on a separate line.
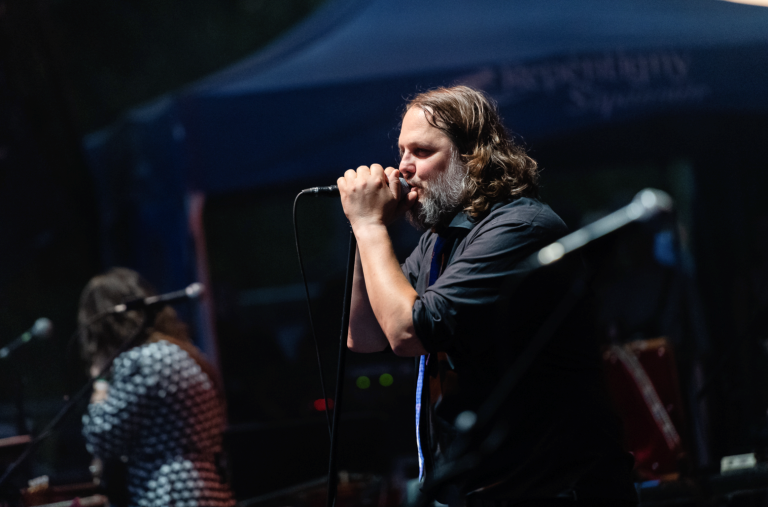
[0, 0, 330, 488]
[1, 0, 768, 502]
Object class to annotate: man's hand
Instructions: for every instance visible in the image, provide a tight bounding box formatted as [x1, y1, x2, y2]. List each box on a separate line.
[384, 166, 419, 220]
[340, 164, 425, 357]
[337, 164, 416, 230]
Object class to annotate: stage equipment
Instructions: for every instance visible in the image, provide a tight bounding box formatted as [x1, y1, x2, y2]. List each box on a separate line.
[410, 188, 674, 507]
[603, 337, 687, 481]
[0, 283, 205, 493]
[0, 435, 30, 472]
[0, 318, 53, 360]
[534, 188, 673, 267]
[238, 473, 393, 507]
[20, 475, 107, 507]
[108, 282, 203, 314]
[1, 318, 54, 436]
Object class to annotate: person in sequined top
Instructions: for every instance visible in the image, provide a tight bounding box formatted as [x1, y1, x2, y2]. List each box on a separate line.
[78, 268, 235, 507]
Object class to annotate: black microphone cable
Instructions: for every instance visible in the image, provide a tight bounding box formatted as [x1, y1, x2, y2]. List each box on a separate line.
[294, 189, 333, 438]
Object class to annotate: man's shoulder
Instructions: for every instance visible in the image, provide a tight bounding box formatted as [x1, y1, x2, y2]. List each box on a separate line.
[481, 197, 568, 233]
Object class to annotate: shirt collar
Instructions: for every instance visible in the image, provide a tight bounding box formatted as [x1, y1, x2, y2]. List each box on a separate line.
[443, 198, 513, 232]
[446, 211, 475, 231]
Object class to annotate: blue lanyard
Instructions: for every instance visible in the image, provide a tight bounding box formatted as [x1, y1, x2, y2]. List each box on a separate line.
[416, 235, 447, 480]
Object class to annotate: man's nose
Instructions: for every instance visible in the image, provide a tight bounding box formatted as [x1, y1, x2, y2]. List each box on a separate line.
[399, 155, 415, 177]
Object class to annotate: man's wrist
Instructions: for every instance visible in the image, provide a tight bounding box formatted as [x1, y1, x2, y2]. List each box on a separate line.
[352, 221, 389, 242]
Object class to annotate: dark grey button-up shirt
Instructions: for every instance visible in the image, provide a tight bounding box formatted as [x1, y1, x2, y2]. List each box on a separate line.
[406, 197, 568, 356]
[402, 197, 636, 503]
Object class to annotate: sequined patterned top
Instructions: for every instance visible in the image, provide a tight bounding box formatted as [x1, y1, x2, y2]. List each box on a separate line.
[82, 338, 235, 507]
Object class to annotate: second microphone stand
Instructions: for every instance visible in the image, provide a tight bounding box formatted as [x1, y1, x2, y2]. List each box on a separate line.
[0, 311, 151, 492]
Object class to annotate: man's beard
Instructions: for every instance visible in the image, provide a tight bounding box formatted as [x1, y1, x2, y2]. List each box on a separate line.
[406, 154, 469, 231]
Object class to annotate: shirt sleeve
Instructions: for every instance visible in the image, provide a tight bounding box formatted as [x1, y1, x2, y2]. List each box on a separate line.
[82, 349, 148, 459]
[412, 215, 565, 356]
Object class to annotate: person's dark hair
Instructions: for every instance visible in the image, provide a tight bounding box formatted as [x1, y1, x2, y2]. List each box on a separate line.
[78, 267, 190, 373]
[405, 85, 539, 219]
[79, 267, 226, 412]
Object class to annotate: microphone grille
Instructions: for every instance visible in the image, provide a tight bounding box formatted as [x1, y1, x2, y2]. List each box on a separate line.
[398, 177, 411, 198]
[31, 318, 53, 340]
[636, 188, 673, 214]
[185, 283, 205, 299]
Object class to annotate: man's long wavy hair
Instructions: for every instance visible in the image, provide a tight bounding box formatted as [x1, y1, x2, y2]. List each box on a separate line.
[405, 86, 539, 219]
[78, 268, 222, 397]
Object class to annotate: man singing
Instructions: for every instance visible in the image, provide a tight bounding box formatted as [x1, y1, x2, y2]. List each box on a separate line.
[337, 86, 636, 506]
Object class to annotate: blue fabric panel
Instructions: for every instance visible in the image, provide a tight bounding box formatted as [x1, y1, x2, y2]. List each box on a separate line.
[194, 0, 768, 96]
[83, 103, 206, 350]
[170, 45, 768, 195]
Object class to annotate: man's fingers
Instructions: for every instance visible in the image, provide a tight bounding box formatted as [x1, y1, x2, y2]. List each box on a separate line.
[343, 164, 395, 199]
[386, 168, 402, 199]
[369, 164, 390, 189]
[384, 166, 399, 182]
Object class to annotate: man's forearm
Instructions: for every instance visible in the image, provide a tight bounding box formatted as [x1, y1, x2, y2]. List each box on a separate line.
[354, 224, 426, 356]
[348, 249, 389, 352]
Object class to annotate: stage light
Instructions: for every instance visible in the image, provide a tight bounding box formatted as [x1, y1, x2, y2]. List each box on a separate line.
[379, 373, 394, 387]
[356, 376, 371, 389]
[314, 398, 334, 411]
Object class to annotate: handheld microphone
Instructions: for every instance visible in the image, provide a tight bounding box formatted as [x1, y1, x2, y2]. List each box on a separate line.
[0, 318, 54, 359]
[111, 283, 204, 314]
[304, 176, 411, 200]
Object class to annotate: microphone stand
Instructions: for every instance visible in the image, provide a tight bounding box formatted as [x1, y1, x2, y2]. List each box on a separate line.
[0, 311, 150, 492]
[12, 362, 29, 436]
[326, 229, 356, 507]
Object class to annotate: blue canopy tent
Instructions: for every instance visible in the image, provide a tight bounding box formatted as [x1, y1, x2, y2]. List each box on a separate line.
[83, 0, 768, 360]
